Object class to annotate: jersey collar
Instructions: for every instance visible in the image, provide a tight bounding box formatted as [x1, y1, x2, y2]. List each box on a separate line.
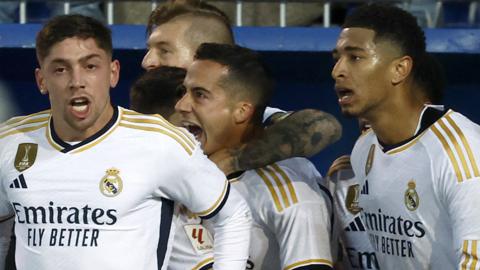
[380, 105, 447, 153]
[47, 106, 120, 153]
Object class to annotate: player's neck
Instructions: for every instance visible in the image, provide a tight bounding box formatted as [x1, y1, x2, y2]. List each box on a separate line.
[225, 123, 263, 150]
[241, 123, 264, 144]
[369, 99, 424, 145]
[52, 104, 115, 142]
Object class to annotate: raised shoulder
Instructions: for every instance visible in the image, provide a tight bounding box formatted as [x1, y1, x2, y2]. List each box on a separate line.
[428, 110, 480, 183]
[119, 108, 197, 155]
[0, 110, 50, 140]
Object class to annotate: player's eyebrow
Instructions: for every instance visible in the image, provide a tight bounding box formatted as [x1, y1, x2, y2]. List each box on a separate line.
[332, 46, 366, 55]
[49, 53, 102, 65]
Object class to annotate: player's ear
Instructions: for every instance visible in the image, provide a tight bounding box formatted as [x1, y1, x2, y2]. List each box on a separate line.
[233, 101, 254, 124]
[35, 68, 48, 95]
[109, 59, 120, 88]
[391, 55, 413, 85]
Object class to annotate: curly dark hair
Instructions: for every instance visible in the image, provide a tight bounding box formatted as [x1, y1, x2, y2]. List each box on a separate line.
[343, 4, 443, 103]
[36, 14, 112, 63]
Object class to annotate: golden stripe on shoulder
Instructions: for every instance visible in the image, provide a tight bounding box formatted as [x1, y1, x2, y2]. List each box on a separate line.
[460, 239, 479, 270]
[119, 108, 196, 155]
[256, 163, 299, 213]
[431, 111, 479, 182]
[0, 110, 50, 139]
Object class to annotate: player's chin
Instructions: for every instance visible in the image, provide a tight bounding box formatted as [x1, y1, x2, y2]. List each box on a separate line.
[340, 107, 359, 118]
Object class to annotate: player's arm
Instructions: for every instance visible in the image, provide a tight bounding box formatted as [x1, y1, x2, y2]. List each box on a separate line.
[203, 185, 251, 270]
[444, 180, 480, 269]
[163, 145, 251, 270]
[210, 109, 342, 175]
[442, 174, 480, 269]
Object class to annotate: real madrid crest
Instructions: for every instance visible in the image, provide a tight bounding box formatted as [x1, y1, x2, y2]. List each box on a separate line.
[14, 143, 38, 172]
[345, 184, 362, 214]
[404, 180, 419, 211]
[99, 168, 123, 197]
[365, 144, 375, 176]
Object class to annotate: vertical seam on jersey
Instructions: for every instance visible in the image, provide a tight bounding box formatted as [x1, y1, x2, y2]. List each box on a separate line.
[438, 119, 472, 179]
[118, 122, 193, 155]
[264, 166, 291, 208]
[445, 115, 480, 178]
[121, 115, 195, 149]
[191, 257, 214, 270]
[271, 163, 298, 204]
[283, 258, 333, 270]
[462, 240, 471, 270]
[0, 123, 48, 139]
[431, 125, 463, 182]
[256, 168, 283, 212]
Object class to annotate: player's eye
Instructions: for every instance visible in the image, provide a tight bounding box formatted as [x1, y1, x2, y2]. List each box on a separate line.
[54, 67, 66, 74]
[86, 64, 97, 70]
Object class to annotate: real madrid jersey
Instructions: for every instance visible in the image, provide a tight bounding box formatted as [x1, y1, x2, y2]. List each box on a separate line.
[0, 106, 234, 270]
[350, 106, 480, 269]
[233, 157, 333, 270]
[325, 167, 379, 270]
[167, 158, 333, 270]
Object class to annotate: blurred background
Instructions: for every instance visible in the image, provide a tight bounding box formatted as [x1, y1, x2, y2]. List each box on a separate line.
[0, 0, 479, 174]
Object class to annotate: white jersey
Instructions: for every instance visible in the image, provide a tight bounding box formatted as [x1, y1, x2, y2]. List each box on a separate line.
[325, 169, 379, 270]
[169, 158, 333, 270]
[233, 157, 333, 269]
[0, 107, 243, 270]
[351, 107, 480, 269]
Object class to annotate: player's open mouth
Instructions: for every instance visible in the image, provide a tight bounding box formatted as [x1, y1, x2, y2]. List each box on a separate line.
[335, 87, 354, 105]
[70, 97, 90, 118]
[182, 122, 203, 140]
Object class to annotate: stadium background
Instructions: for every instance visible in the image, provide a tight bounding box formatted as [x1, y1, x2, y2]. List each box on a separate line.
[0, 2, 479, 175]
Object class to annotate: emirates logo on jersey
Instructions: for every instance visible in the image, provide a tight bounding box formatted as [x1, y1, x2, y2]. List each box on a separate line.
[99, 168, 123, 197]
[404, 180, 419, 211]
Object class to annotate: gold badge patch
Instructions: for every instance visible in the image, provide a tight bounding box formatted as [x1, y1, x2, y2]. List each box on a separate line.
[99, 168, 123, 197]
[404, 180, 419, 211]
[365, 144, 375, 176]
[345, 184, 362, 214]
[14, 143, 38, 172]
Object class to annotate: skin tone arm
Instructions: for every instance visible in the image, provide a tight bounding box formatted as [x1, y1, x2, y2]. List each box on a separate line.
[209, 109, 342, 175]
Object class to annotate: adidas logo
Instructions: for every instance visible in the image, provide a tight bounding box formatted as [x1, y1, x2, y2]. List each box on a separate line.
[345, 216, 366, 232]
[361, 179, 369, 195]
[9, 174, 28, 189]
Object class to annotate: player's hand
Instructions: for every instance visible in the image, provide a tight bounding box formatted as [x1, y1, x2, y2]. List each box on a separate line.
[327, 155, 352, 177]
[209, 147, 241, 176]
